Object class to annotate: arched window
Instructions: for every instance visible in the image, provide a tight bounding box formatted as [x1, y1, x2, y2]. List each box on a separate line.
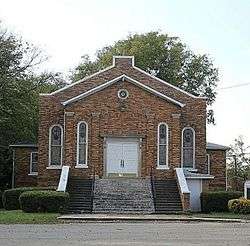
[157, 123, 168, 168]
[49, 125, 63, 166]
[77, 121, 88, 167]
[182, 127, 195, 168]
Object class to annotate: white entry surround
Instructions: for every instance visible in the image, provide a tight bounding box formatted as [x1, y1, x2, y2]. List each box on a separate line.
[186, 179, 202, 212]
[186, 173, 214, 212]
[176, 168, 214, 212]
[105, 138, 140, 177]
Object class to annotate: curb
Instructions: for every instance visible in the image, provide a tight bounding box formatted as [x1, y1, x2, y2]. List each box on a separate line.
[57, 215, 249, 223]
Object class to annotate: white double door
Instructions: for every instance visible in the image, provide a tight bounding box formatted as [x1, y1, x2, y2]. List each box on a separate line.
[106, 138, 139, 176]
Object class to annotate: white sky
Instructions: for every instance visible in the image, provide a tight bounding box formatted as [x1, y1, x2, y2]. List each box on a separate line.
[0, 0, 249, 146]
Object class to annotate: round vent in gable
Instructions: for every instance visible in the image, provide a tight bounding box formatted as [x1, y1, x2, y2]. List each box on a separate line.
[118, 89, 129, 100]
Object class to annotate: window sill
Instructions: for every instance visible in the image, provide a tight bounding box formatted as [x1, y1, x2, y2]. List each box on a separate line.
[156, 166, 169, 170]
[183, 168, 197, 172]
[75, 165, 88, 169]
[46, 166, 62, 170]
[28, 173, 38, 176]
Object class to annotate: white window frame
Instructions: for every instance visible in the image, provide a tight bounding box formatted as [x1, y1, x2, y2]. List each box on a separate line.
[48, 124, 63, 168]
[206, 154, 210, 174]
[76, 121, 88, 168]
[157, 122, 169, 169]
[29, 152, 38, 175]
[181, 127, 195, 169]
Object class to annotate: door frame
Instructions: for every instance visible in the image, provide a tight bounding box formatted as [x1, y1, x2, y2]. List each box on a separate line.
[103, 137, 142, 178]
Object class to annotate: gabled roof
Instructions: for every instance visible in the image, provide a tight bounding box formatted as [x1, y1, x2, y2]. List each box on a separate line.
[62, 74, 185, 107]
[206, 142, 229, 150]
[184, 169, 214, 179]
[41, 56, 206, 100]
[9, 141, 38, 148]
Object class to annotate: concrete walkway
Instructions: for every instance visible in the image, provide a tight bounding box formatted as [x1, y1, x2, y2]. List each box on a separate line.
[58, 213, 249, 223]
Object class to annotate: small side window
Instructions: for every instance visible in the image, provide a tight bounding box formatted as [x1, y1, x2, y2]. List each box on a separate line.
[30, 152, 38, 175]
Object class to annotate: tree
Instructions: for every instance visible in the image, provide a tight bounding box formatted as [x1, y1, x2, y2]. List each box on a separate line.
[0, 23, 65, 189]
[71, 32, 219, 123]
[227, 136, 250, 191]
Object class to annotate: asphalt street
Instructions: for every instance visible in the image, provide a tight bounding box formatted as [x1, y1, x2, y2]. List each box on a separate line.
[0, 221, 249, 246]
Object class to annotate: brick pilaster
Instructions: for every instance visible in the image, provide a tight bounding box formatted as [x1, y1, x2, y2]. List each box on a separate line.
[91, 112, 101, 177]
[171, 113, 181, 169]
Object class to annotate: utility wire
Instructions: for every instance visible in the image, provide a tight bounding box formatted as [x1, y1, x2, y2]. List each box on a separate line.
[218, 82, 250, 90]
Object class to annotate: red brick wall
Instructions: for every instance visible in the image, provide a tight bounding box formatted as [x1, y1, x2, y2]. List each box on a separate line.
[207, 149, 226, 190]
[14, 147, 37, 187]
[37, 57, 207, 186]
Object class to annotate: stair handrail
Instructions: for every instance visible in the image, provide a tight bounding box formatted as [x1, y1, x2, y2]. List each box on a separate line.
[150, 166, 156, 209]
[57, 166, 70, 192]
[175, 168, 190, 194]
[175, 168, 191, 212]
[90, 165, 96, 212]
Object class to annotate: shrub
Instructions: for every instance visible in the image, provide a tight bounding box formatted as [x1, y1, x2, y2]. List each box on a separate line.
[0, 190, 3, 208]
[228, 198, 250, 214]
[2, 187, 55, 210]
[19, 190, 69, 213]
[201, 191, 243, 213]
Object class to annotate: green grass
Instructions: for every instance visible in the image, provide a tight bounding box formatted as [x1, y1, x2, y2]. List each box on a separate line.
[1, 209, 249, 224]
[0, 210, 60, 224]
[191, 212, 250, 220]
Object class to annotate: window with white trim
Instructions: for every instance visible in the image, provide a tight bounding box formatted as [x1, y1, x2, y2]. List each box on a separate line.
[77, 121, 88, 167]
[30, 152, 38, 175]
[157, 123, 168, 168]
[49, 125, 63, 166]
[182, 127, 195, 168]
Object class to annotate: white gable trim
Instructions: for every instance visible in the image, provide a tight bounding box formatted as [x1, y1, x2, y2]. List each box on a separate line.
[62, 74, 185, 107]
[41, 56, 206, 99]
[40, 64, 115, 96]
[41, 57, 134, 96]
[133, 65, 206, 99]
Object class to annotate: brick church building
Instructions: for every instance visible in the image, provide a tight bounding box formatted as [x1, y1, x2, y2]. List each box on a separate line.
[10, 56, 228, 212]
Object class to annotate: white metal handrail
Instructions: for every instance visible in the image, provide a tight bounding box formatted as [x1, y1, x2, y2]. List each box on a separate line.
[57, 166, 70, 192]
[175, 168, 190, 194]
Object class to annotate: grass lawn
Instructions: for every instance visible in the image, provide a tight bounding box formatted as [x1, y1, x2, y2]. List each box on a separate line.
[0, 209, 60, 224]
[0, 209, 249, 224]
[191, 212, 250, 220]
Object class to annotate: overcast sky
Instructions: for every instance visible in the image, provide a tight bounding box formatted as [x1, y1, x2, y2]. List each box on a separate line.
[0, 0, 249, 146]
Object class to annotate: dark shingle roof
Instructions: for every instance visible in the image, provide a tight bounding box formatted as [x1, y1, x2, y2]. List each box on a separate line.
[184, 169, 214, 179]
[206, 142, 229, 150]
[9, 141, 38, 148]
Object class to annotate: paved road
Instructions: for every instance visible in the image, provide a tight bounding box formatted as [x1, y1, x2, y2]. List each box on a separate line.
[0, 222, 249, 246]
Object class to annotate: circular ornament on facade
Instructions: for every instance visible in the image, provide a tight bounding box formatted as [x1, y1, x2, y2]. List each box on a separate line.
[118, 89, 129, 99]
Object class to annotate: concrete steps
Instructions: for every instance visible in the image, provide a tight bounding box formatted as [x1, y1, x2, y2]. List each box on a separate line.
[67, 178, 93, 214]
[153, 179, 183, 213]
[93, 178, 154, 214]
